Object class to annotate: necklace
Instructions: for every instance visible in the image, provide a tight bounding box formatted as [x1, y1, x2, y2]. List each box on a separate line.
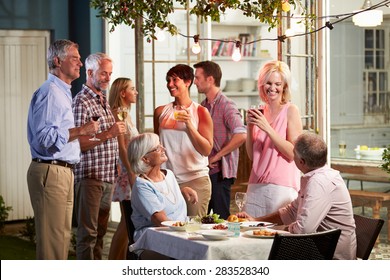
[141, 171, 177, 204]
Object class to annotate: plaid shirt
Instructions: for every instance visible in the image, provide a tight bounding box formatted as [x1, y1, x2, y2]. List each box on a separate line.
[201, 91, 246, 178]
[72, 84, 119, 183]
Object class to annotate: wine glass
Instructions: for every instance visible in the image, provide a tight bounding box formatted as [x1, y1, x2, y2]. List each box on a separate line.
[235, 192, 247, 212]
[89, 115, 101, 141]
[185, 216, 201, 237]
[117, 107, 128, 121]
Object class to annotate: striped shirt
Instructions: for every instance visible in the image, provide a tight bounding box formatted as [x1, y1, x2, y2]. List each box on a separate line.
[72, 84, 119, 183]
[201, 91, 246, 178]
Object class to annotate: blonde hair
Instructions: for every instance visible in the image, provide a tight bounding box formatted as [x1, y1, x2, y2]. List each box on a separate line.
[108, 77, 132, 109]
[257, 60, 292, 104]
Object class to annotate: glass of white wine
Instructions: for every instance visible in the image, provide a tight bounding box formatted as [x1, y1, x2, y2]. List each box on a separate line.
[235, 192, 247, 212]
[185, 216, 201, 237]
[117, 107, 128, 121]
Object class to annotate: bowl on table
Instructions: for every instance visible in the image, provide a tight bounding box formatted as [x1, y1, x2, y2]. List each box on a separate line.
[355, 147, 385, 159]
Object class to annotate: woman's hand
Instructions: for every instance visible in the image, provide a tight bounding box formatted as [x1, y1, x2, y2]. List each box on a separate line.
[247, 109, 271, 134]
[236, 211, 255, 221]
[181, 187, 198, 204]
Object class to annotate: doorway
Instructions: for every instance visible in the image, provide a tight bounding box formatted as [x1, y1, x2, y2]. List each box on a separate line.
[0, 30, 50, 220]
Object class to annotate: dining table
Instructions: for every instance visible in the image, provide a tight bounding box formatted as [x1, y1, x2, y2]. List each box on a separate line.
[129, 226, 278, 260]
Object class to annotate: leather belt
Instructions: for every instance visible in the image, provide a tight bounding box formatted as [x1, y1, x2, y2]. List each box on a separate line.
[32, 158, 74, 169]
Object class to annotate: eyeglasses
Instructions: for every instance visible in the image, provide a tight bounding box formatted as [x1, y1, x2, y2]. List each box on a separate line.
[145, 144, 165, 155]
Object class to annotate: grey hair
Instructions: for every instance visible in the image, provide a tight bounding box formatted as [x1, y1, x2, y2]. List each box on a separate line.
[47, 39, 79, 70]
[84, 52, 113, 75]
[128, 133, 160, 175]
[294, 132, 327, 169]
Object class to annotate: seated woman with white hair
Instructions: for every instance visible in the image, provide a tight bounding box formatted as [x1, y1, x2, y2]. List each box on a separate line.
[129, 132, 198, 244]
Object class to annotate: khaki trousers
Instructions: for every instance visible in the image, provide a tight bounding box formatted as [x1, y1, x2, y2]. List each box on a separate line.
[27, 161, 74, 260]
[179, 176, 211, 217]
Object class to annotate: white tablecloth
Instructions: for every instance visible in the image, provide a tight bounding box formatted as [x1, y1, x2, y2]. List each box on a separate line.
[130, 227, 274, 260]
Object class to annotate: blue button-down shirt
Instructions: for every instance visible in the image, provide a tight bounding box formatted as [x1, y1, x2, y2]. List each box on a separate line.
[27, 73, 80, 164]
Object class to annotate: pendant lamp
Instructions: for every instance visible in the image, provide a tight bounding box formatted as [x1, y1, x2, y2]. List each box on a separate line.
[353, 0, 383, 27]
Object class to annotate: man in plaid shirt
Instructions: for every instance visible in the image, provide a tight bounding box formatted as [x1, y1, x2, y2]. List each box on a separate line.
[194, 61, 247, 219]
[72, 53, 126, 259]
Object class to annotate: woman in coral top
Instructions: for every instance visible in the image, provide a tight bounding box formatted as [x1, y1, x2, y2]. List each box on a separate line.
[245, 60, 303, 217]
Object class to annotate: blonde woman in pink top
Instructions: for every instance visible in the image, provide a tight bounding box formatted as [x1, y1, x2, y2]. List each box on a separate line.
[245, 60, 303, 217]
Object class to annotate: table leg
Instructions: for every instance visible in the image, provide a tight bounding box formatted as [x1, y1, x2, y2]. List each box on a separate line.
[372, 203, 382, 244]
[372, 202, 381, 220]
[387, 208, 390, 242]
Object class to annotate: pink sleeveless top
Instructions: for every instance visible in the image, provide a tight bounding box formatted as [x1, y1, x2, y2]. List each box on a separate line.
[248, 103, 300, 191]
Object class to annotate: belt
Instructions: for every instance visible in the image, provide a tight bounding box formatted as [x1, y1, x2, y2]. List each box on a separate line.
[32, 158, 74, 169]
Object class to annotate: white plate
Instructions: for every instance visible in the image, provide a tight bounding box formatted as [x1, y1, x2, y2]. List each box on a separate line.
[200, 222, 226, 229]
[240, 221, 273, 229]
[243, 229, 290, 238]
[197, 230, 234, 240]
[161, 221, 186, 231]
[355, 148, 385, 158]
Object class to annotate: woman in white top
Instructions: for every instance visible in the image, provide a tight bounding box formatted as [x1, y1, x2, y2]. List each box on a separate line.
[107, 77, 139, 260]
[154, 64, 213, 217]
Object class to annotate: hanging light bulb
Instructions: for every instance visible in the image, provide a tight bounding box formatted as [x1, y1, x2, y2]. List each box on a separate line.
[191, 35, 201, 54]
[281, 0, 291, 12]
[352, 0, 383, 27]
[285, 28, 295, 37]
[155, 28, 166, 41]
[232, 41, 242, 62]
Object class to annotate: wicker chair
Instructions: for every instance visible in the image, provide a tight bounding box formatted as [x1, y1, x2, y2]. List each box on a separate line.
[354, 214, 384, 260]
[268, 228, 342, 260]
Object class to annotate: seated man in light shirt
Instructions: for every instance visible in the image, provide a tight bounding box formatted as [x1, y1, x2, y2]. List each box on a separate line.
[238, 132, 357, 260]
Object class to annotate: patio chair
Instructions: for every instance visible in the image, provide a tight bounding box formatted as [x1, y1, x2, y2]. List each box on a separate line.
[354, 214, 384, 260]
[121, 200, 138, 260]
[268, 228, 342, 260]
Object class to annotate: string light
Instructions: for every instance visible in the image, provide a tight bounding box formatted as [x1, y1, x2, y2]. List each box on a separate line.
[191, 35, 201, 54]
[174, 0, 390, 61]
[155, 28, 166, 41]
[325, 21, 334, 30]
[285, 28, 295, 37]
[231, 41, 242, 62]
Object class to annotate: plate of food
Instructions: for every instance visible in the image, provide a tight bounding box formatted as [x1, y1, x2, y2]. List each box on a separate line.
[161, 221, 186, 231]
[243, 228, 290, 238]
[227, 214, 249, 223]
[200, 213, 225, 224]
[240, 221, 274, 230]
[200, 223, 228, 229]
[196, 230, 234, 240]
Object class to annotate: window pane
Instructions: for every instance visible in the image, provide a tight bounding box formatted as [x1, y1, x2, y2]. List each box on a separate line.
[365, 50, 374, 69]
[368, 72, 377, 91]
[375, 29, 385, 49]
[379, 72, 387, 91]
[376, 50, 385, 69]
[365, 29, 374, 48]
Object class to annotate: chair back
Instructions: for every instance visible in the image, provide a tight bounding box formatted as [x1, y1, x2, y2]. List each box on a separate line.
[268, 228, 342, 260]
[121, 200, 137, 260]
[354, 214, 384, 259]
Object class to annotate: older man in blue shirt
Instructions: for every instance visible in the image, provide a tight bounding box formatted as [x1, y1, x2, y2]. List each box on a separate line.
[27, 39, 98, 260]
